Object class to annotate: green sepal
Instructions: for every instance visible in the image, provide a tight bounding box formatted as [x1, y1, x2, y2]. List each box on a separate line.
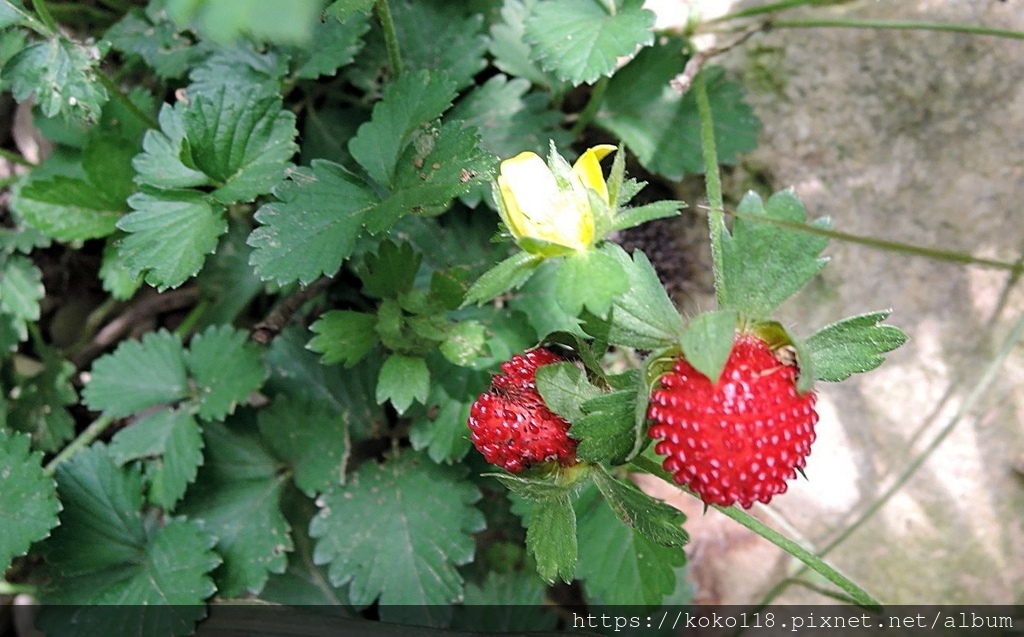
[678, 309, 737, 384]
[806, 310, 908, 383]
[591, 464, 688, 549]
[462, 251, 543, 306]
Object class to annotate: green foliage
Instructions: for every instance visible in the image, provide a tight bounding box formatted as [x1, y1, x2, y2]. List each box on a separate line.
[1, 37, 108, 123]
[0, 430, 60, 573]
[807, 310, 909, 382]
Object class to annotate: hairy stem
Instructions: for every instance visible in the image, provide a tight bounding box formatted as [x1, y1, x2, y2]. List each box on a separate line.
[694, 70, 727, 307]
[771, 18, 1024, 40]
[569, 76, 609, 138]
[375, 0, 403, 78]
[43, 415, 114, 477]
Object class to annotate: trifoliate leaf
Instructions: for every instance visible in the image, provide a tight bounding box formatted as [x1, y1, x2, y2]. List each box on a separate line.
[592, 465, 688, 548]
[1, 37, 107, 123]
[108, 407, 203, 509]
[179, 420, 292, 597]
[0, 253, 43, 347]
[42, 445, 218, 636]
[185, 325, 266, 420]
[308, 310, 379, 367]
[180, 88, 298, 204]
[409, 359, 488, 463]
[679, 309, 738, 384]
[576, 482, 686, 605]
[7, 351, 77, 452]
[310, 452, 484, 621]
[525, 0, 655, 85]
[117, 189, 227, 290]
[581, 246, 683, 349]
[187, 43, 288, 100]
[599, 41, 760, 179]
[449, 75, 570, 159]
[83, 330, 188, 417]
[555, 244, 629, 318]
[387, 0, 488, 91]
[525, 493, 576, 584]
[572, 379, 640, 465]
[489, 0, 563, 90]
[289, 10, 369, 79]
[258, 395, 350, 497]
[165, 0, 324, 45]
[104, 9, 203, 79]
[535, 362, 601, 424]
[376, 354, 429, 414]
[248, 161, 377, 285]
[806, 310, 908, 382]
[0, 430, 60, 573]
[719, 189, 830, 318]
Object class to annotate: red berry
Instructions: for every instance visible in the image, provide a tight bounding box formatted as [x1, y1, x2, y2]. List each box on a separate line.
[468, 348, 578, 473]
[647, 334, 818, 508]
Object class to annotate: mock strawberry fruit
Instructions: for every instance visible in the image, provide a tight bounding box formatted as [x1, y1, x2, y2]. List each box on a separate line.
[647, 333, 818, 508]
[468, 348, 578, 473]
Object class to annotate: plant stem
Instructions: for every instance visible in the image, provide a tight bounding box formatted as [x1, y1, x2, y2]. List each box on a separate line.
[96, 74, 160, 130]
[0, 147, 36, 167]
[43, 415, 114, 477]
[28, 0, 58, 35]
[694, 70, 727, 308]
[771, 18, 1024, 40]
[375, 0, 403, 78]
[174, 299, 209, 338]
[569, 76, 609, 138]
[0, 580, 38, 596]
[706, 0, 843, 24]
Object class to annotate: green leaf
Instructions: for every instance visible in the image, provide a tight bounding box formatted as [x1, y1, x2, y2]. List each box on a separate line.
[99, 236, 144, 300]
[376, 354, 429, 414]
[185, 325, 266, 420]
[42, 445, 218, 633]
[83, 330, 188, 418]
[535, 362, 601, 424]
[289, 10, 369, 79]
[117, 189, 227, 290]
[258, 395, 350, 497]
[387, 0, 488, 91]
[166, 0, 324, 45]
[133, 102, 210, 190]
[1, 37, 107, 123]
[448, 74, 570, 159]
[555, 244, 629, 317]
[679, 309, 737, 384]
[581, 246, 683, 349]
[592, 465, 688, 548]
[187, 43, 287, 99]
[489, 0, 563, 90]
[0, 0, 32, 29]
[600, 43, 760, 179]
[720, 189, 830, 317]
[439, 320, 487, 367]
[108, 407, 203, 509]
[525, 0, 655, 85]
[179, 420, 292, 597]
[525, 493, 577, 584]
[7, 350, 77, 452]
[576, 481, 686, 605]
[452, 571, 558, 631]
[359, 239, 421, 298]
[463, 250, 543, 306]
[248, 160, 378, 285]
[612, 199, 684, 232]
[104, 9, 202, 79]
[310, 452, 484, 619]
[326, 0, 375, 23]
[572, 379, 640, 465]
[349, 70, 457, 189]
[806, 310, 908, 382]
[409, 360, 487, 463]
[0, 430, 60, 573]
[180, 88, 298, 204]
[507, 260, 583, 340]
[308, 310, 379, 367]
[0, 253, 43, 347]
[192, 222, 264, 328]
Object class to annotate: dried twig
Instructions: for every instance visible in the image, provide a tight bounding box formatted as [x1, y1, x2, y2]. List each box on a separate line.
[250, 276, 333, 345]
[670, 22, 765, 94]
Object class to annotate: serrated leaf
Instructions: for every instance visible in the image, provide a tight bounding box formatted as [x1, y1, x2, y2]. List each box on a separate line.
[166, 0, 324, 45]
[525, 0, 655, 85]
[554, 245, 628, 318]
[179, 420, 292, 597]
[1, 37, 107, 123]
[117, 189, 227, 290]
[0, 253, 43, 347]
[452, 571, 558, 631]
[535, 361, 601, 424]
[185, 325, 266, 420]
[289, 10, 369, 79]
[576, 482, 685, 605]
[572, 384, 639, 464]
[326, 0, 374, 23]
[387, 0, 488, 91]
[581, 246, 683, 349]
[0, 0, 32, 29]
[42, 445, 217, 633]
[310, 452, 484, 622]
[720, 189, 830, 317]
[679, 309, 737, 384]
[409, 361, 487, 463]
[526, 493, 576, 584]
[7, 351, 77, 452]
[599, 42, 760, 179]
[133, 102, 210, 190]
[439, 320, 487, 367]
[180, 88, 298, 204]
[108, 407, 203, 509]
[83, 330, 188, 417]
[104, 9, 202, 79]
[806, 310, 908, 382]
[592, 466, 688, 548]
[463, 250, 543, 306]
[187, 43, 288, 99]
[489, 0, 563, 90]
[0, 430, 60, 573]
[248, 161, 378, 285]
[507, 259, 583, 339]
[449, 74, 570, 159]
[193, 222, 264, 328]
[99, 236, 144, 300]
[308, 310, 379, 367]
[376, 354, 429, 414]
[258, 395, 350, 497]
[359, 239, 421, 298]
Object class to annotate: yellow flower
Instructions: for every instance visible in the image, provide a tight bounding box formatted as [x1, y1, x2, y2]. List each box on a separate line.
[496, 144, 616, 255]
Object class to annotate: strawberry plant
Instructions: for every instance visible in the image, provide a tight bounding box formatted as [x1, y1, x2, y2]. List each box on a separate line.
[0, 0, 934, 633]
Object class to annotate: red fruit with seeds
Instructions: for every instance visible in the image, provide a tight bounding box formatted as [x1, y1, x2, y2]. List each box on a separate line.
[647, 333, 818, 508]
[468, 348, 578, 473]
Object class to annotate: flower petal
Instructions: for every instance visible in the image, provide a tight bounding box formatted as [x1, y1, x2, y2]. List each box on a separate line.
[571, 144, 616, 204]
[498, 152, 561, 240]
